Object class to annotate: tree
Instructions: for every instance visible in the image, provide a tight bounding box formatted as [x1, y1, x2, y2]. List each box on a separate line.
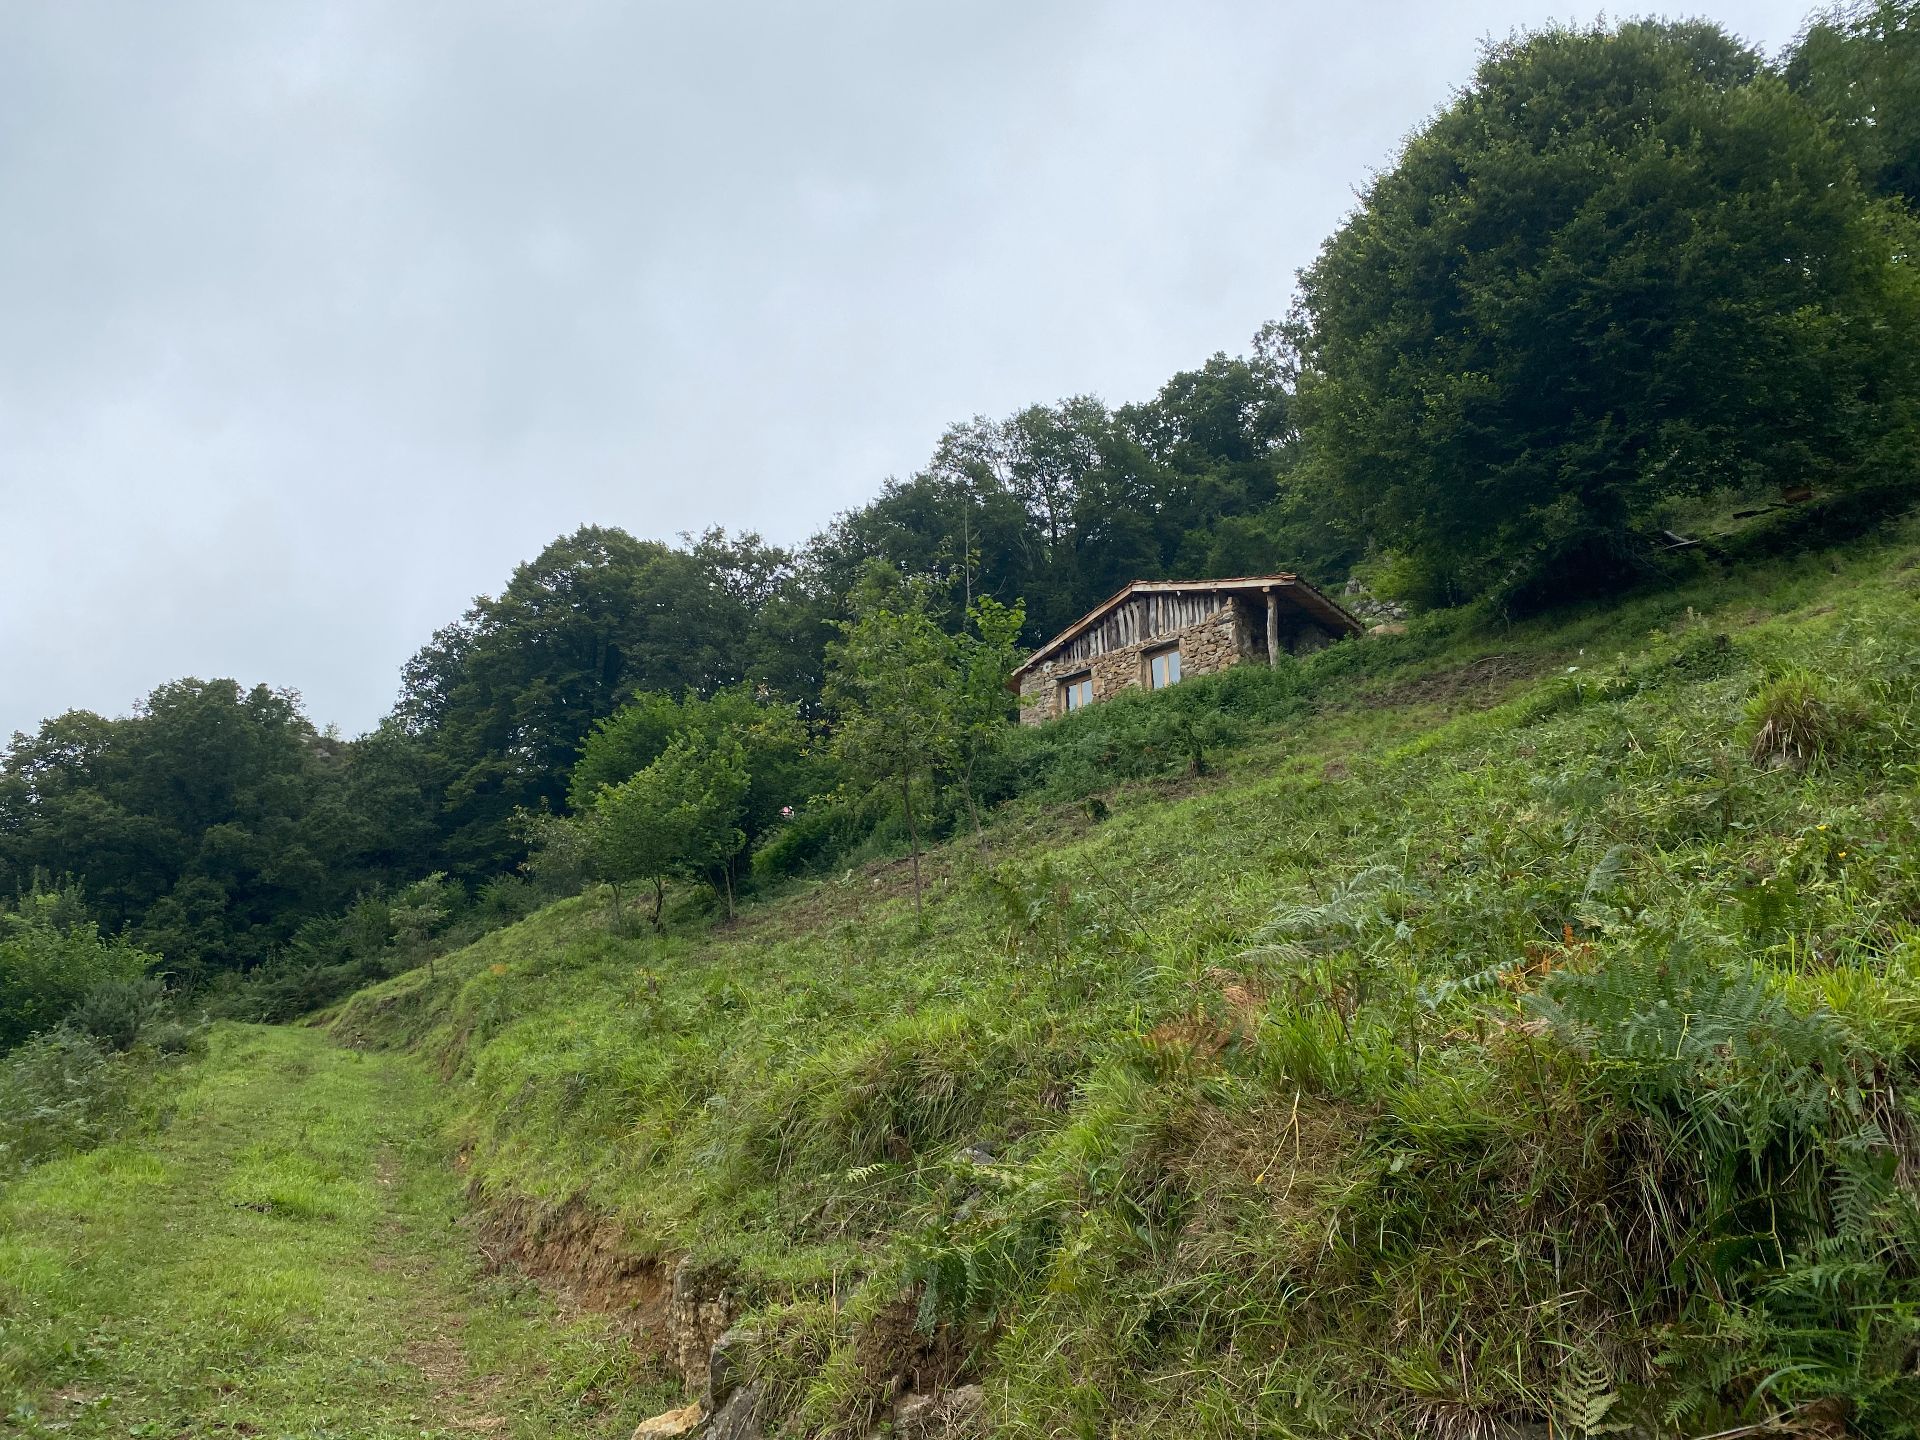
[567, 693, 687, 810]
[949, 595, 1026, 844]
[592, 733, 749, 929]
[823, 570, 963, 921]
[1114, 353, 1297, 580]
[389, 872, 457, 977]
[1293, 20, 1920, 606]
[1788, 0, 1920, 209]
[668, 738, 752, 919]
[512, 809, 598, 900]
[395, 526, 788, 878]
[801, 361, 1304, 659]
[569, 687, 814, 897]
[0, 680, 364, 982]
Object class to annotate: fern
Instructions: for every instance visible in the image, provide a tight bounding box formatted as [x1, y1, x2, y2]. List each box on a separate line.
[1246, 864, 1421, 961]
[1581, 844, 1630, 902]
[1416, 960, 1511, 1010]
[1553, 1351, 1625, 1437]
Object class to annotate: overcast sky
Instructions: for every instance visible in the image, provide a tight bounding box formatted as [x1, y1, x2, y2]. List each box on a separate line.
[0, 0, 1815, 740]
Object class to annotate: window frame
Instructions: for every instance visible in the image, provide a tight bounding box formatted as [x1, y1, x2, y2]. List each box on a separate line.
[1059, 673, 1094, 713]
[1146, 646, 1183, 690]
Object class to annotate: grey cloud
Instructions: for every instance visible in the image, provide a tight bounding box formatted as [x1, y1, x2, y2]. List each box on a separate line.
[0, 0, 1814, 737]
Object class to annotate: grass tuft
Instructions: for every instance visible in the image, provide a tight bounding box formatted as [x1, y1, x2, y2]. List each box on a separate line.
[1745, 669, 1853, 771]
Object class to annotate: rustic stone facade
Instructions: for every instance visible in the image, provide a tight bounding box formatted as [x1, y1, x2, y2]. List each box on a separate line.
[1014, 576, 1360, 725]
[1020, 599, 1257, 724]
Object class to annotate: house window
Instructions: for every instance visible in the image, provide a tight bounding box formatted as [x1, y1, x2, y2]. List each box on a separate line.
[1060, 675, 1093, 712]
[1147, 647, 1182, 689]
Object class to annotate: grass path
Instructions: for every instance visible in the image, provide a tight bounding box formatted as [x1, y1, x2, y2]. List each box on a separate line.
[0, 1024, 672, 1438]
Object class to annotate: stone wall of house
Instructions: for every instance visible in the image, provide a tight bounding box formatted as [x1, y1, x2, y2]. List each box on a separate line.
[1016, 667, 1053, 724]
[1340, 575, 1408, 626]
[1018, 602, 1260, 725]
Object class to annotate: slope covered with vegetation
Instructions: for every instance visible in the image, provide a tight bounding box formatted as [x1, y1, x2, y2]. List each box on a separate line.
[330, 517, 1920, 1436]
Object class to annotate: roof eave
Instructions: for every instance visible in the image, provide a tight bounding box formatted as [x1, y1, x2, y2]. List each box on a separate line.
[1009, 574, 1363, 681]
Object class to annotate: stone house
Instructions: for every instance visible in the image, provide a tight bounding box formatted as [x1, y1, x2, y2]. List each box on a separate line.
[1011, 574, 1362, 725]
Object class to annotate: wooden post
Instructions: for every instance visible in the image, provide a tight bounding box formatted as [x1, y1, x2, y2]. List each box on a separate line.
[1265, 589, 1280, 666]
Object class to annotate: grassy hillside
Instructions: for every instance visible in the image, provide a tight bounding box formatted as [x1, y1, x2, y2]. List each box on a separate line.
[335, 521, 1920, 1437]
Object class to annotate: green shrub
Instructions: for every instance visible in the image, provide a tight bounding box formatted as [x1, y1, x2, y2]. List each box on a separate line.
[141, 1017, 207, 1057]
[477, 873, 538, 925]
[0, 1029, 132, 1174]
[976, 668, 1294, 805]
[0, 894, 154, 1051]
[65, 976, 169, 1052]
[206, 951, 395, 1024]
[750, 798, 870, 882]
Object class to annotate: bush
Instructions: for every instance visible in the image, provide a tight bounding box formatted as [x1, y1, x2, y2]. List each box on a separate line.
[516, 810, 599, 898]
[216, 955, 392, 1024]
[66, 975, 169, 1052]
[478, 873, 538, 925]
[0, 895, 154, 1051]
[750, 799, 871, 882]
[0, 1029, 133, 1174]
[142, 1017, 207, 1057]
[976, 663, 1307, 806]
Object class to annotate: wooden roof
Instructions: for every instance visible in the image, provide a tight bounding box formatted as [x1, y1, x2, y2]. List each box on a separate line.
[1010, 574, 1362, 680]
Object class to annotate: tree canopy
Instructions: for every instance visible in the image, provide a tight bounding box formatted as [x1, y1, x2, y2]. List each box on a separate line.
[1788, 0, 1920, 209]
[1293, 20, 1920, 604]
[592, 732, 750, 927]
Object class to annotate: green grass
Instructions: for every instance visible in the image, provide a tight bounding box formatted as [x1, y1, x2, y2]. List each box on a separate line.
[325, 520, 1920, 1436]
[0, 1024, 674, 1438]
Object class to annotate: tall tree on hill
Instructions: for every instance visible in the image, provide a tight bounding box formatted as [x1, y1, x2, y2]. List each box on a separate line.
[1114, 352, 1299, 581]
[1787, 0, 1920, 209]
[592, 731, 749, 927]
[395, 525, 795, 877]
[807, 364, 1300, 653]
[824, 566, 1026, 912]
[808, 463, 1034, 630]
[949, 595, 1026, 843]
[0, 681, 366, 980]
[568, 685, 814, 887]
[823, 569, 962, 922]
[1293, 20, 1920, 607]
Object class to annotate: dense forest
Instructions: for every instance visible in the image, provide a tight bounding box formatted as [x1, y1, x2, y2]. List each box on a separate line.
[3, 7, 1918, 1023]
